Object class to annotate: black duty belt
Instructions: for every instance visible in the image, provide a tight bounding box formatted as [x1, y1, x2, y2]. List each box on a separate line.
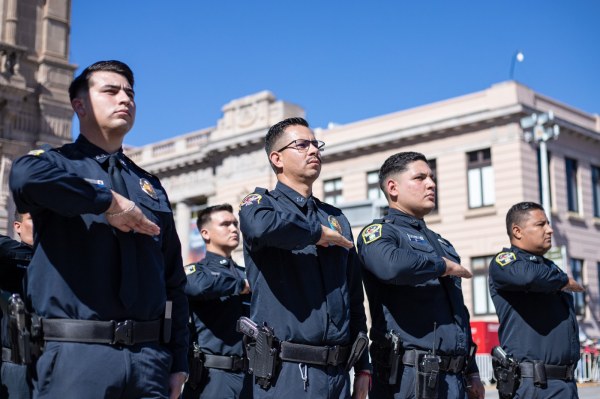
[42, 318, 161, 346]
[520, 362, 576, 381]
[203, 353, 248, 372]
[402, 350, 467, 374]
[279, 341, 350, 367]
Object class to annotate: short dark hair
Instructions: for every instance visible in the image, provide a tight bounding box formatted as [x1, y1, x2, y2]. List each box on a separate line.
[14, 211, 24, 222]
[196, 204, 234, 230]
[265, 117, 309, 155]
[505, 201, 545, 237]
[68, 60, 134, 101]
[378, 152, 428, 196]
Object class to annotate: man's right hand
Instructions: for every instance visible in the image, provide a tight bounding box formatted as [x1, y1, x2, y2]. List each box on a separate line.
[105, 191, 160, 236]
[562, 277, 585, 292]
[442, 257, 473, 279]
[316, 225, 354, 249]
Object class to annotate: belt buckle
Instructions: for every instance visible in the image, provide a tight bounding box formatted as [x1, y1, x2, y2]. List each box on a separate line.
[113, 320, 134, 345]
[327, 345, 340, 365]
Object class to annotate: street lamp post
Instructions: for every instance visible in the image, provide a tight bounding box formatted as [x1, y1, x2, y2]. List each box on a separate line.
[520, 111, 560, 224]
[509, 50, 525, 80]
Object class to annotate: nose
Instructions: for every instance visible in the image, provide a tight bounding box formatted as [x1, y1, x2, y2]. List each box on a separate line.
[307, 141, 319, 155]
[426, 176, 436, 188]
[117, 89, 133, 105]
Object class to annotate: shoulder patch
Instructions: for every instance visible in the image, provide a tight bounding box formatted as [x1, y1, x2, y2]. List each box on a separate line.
[495, 252, 516, 267]
[27, 149, 45, 156]
[240, 193, 262, 207]
[184, 264, 196, 275]
[362, 224, 382, 244]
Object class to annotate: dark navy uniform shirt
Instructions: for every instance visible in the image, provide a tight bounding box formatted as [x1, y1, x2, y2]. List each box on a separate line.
[357, 209, 477, 373]
[9, 135, 189, 372]
[0, 235, 32, 349]
[489, 246, 579, 366]
[0, 235, 31, 295]
[185, 251, 250, 357]
[239, 182, 369, 371]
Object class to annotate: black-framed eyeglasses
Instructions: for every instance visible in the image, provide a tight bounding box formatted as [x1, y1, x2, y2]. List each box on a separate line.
[277, 139, 325, 153]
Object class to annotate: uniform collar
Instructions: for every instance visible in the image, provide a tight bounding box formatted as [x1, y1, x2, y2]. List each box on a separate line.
[275, 181, 312, 209]
[75, 135, 128, 170]
[386, 208, 422, 227]
[205, 251, 235, 267]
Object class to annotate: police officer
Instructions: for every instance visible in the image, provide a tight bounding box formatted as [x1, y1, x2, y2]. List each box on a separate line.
[183, 204, 252, 399]
[9, 60, 189, 399]
[357, 152, 484, 399]
[239, 117, 371, 399]
[489, 202, 583, 398]
[1, 212, 34, 398]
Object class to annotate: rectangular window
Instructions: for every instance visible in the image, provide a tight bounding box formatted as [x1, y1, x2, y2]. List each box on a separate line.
[471, 255, 495, 315]
[592, 165, 600, 218]
[565, 158, 579, 213]
[366, 171, 382, 200]
[429, 159, 439, 213]
[324, 178, 343, 205]
[570, 258, 585, 316]
[467, 149, 495, 208]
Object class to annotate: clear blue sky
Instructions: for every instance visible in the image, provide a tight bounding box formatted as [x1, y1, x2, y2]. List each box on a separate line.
[70, 1, 599, 147]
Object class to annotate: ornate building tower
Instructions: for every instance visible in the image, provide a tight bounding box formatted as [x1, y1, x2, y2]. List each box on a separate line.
[0, 0, 75, 233]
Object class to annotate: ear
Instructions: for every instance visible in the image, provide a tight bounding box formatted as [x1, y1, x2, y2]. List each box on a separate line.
[72, 98, 86, 117]
[269, 151, 283, 169]
[200, 227, 210, 243]
[13, 221, 21, 235]
[512, 224, 522, 240]
[386, 178, 398, 199]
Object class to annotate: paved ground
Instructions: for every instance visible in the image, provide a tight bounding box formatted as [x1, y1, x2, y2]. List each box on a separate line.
[483, 383, 600, 398]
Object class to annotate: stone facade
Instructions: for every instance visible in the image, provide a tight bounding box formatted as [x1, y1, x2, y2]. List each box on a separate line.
[128, 82, 600, 337]
[0, 0, 75, 234]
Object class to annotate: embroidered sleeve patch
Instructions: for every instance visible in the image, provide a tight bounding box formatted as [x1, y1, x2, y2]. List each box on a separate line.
[495, 252, 516, 267]
[184, 264, 196, 275]
[240, 193, 262, 207]
[28, 149, 45, 156]
[362, 224, 382, 244]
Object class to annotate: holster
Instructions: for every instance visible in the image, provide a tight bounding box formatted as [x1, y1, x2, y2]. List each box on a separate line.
[492, 357, 519, 399]
[345, 331, 369, 371]
[187, 343, 205, 390]
[370, 330, 403, 385]
[245, 329, 280, 389]
[7, 296, 43, 365]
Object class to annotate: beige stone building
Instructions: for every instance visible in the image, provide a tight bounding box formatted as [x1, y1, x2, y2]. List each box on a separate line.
[0, 0, 75, 233]
[128, 82, 600, 338]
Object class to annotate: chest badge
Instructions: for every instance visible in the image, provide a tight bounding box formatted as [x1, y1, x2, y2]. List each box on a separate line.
[328, 215, 343, 234]
[139, 178, 158, 199]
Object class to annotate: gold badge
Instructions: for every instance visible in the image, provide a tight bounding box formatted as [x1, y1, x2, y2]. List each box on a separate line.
[184, 264, 196, 275]
[328, 215, 343, 234]
[240, 193, 262, 207]
[362, 224, 382, 244]
[139, 178, 158, 199]
[495, 252, 516, 267]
